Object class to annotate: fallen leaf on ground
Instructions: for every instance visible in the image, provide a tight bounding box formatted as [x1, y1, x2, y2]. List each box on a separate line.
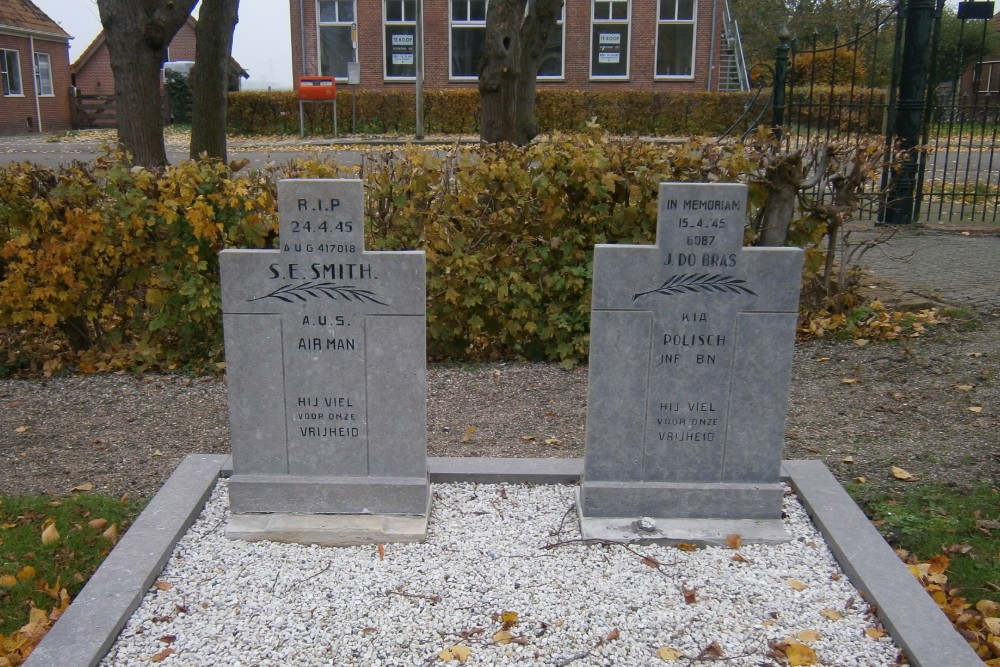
[152, 449, 163, 456]
[819, 608, 843, 621]
[71, 482, 94, 492]
[676, 542, 698, 552]
[377, 543, 385, 560]
[726, 534, 742, 550]
[520, 435, 535, 441]
[841, 378, 859, 384]
[16, 565, 36, 582]
[969, 406, 983, 413]
[15, 425, 29, 433]
[499, 611, 518, 629]
[154, 581, 173, 591]
[815, 357, 831, 362]
[0, 575, 18, 587]
[492, 630, 513, 644]
[151, 648, 175, 663]
[865, 628, 887, 639]
[891, 466, 915, 481]
[954, 384, 975, 391]
[88, 518, 108, 531]
[854, 476, 867, 484]
[797, 629, 821, 642]
[842, 456, 854, 464]
[41, 522, 59, 545]
[854, 338, 869, 347]
[657, 646, 684, 660]
[787, 579, 808, 591]
[784, 641, 818, 665]
[544, 438, 562, 445]
[460, 427, 477, 443]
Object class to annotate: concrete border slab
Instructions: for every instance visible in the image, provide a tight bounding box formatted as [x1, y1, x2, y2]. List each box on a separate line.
[24, 454, 228, 667]
[784, 459, 982, 667]
[29, 455, 980, 667]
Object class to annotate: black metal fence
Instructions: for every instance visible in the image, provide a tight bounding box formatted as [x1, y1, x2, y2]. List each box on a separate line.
[765, 0, 999, 224]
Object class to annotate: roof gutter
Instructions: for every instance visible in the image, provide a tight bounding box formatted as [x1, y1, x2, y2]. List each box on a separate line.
[0, 25, 70, 41]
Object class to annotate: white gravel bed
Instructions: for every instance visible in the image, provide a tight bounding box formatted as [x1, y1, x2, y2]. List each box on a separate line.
[100, 482, 900, 666]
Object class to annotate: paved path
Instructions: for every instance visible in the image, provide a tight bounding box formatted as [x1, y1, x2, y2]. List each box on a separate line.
[852, 227, 1000, 312]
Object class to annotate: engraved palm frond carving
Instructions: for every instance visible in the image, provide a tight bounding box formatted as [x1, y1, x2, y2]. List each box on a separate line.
[248, 281, 388, 306]
[632, 274, 757, 301]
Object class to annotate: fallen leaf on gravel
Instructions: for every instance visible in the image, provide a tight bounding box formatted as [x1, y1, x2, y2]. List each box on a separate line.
[15, 425, 28, 433]
[784, 641, 818, 665]
[954, 384, 975, 391]
[159, 635, 177, 644]
[842, 456, 854, 464]
[819, 609, 843, 621]
[657, 646, 684, 660]
[815, 357, 831, 362]
[967, 352, 983, 357]
[41, 522, 59, 545]
[154, 581, 173, 591]
[520, 435, 535, 441]
[841, 378, 859, 384]
[787, 579, 808, 591]
[641, 556, 660, 568]
[676, 542, 698, 552]
[682, 586, 698, 604]
[726, 534, 742, 550]
[854, 476, 867, 484]
[854, 339, 869, 347]
[460, 427, 477, 443]
[796, 629, 822, 642]
[152, 449, 163, 456]
[151, 648, 174, 663]
[71, 482, 94, 492]
[731, 553, 749, 563]
[544, 438, 562, 445]
[891, 466, 915, 480]
[377, 543, 385, 560]
[499, 611, 518, 629]
[969, 406, 983, 413]
[492, 630, 513, 644]
[865, 628, 887, 639]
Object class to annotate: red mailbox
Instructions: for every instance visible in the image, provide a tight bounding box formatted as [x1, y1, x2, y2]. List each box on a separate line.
[298, 76, 336, 100]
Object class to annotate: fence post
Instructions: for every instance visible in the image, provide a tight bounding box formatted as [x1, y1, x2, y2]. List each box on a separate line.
[884, 0, 936, 223]
[772, 27, 791, 141]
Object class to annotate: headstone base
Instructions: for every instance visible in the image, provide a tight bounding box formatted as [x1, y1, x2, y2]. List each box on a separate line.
[229, 474, 429, 515]
[580, 481, 785, 521]
[226, 508, 430, 547]
[577, 489, 788, 545]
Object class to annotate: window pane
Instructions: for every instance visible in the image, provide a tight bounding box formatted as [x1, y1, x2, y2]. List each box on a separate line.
[386, 25, 416, 77]
[338, 0, 355, 21]
[611, 0, 628, 20]
[656, 24, 693, 76]
[470, 0, 487, 20]
[34, 53, 52, 95]
[591, 25, 627, 77]
[386, 0, 402, 21]
[659, 0, 675, 20]
[594, 1, 610, 20]
[404, 0, 416, 20]
[319, 0, 339, 22]
[2, 50, 22, 96]
[452, 0, 468, 21]
[451, 26, 485, 77]
[320, 25, 353, 77]
[537, 23, 563, 77]
[677, 0, 694, 20]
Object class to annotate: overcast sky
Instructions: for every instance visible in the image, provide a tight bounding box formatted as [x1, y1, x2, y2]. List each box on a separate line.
[31, 0, 294, 90]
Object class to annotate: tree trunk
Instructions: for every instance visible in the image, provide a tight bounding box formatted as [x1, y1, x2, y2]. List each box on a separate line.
[97, 0, 196, 168]
[757, 152, 803, 246]
[190, 0, 240, 161]
[479, 0, 563, 145]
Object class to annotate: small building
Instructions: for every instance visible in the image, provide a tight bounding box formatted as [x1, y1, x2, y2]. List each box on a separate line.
[0, 0, 72, 136]
[70, 15, 249, 128]
[288, 0, 748, 93]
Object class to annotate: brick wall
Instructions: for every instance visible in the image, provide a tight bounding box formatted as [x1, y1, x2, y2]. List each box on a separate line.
[290, 0, 724, 92]
[0, 34, 72, 136]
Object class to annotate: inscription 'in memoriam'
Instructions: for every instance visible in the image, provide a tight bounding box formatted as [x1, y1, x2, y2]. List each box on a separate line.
[220, 179, 428, 517]
[581, 182, 803, 523]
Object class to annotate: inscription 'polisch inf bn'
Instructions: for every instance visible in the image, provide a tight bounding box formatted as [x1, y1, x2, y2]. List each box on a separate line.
[581, 182, 803, 528]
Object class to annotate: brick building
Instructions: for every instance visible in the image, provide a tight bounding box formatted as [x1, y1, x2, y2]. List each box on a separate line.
[0, 0, 71, 136]
[71, 16, 249, 100]
[289, 0, 747, 92]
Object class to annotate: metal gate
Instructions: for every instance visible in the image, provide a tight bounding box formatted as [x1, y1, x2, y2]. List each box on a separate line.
[766, 0, 999, 224]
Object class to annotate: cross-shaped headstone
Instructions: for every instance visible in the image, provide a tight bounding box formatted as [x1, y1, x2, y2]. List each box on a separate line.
[580, 183, 803, 542]
[220, 179, 428, 526]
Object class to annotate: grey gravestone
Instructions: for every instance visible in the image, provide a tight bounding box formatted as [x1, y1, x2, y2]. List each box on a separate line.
[220, 179, 428, 545]
[580, 182, 803, 544]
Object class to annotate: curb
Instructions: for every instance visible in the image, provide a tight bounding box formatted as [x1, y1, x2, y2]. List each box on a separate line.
[27, 455, 981, 667]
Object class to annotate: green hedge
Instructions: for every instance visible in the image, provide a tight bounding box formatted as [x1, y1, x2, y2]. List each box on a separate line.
[226, 88, 758, 137]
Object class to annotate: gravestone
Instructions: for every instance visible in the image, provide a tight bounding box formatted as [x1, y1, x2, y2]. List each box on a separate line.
[220, 179, 428, 545]
[580, 182, 803, 544]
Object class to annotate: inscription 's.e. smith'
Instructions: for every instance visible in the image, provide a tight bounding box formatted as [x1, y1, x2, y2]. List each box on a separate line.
[269, 263, 374, 280]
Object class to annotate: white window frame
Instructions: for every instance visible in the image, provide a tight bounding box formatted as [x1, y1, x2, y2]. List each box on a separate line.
[1, 48, 24, 97]
[317, 0, 357, 81]
[537, 4, 565, 80]
[449, 0, 488, 80]
[590, 0, 630, 80]
[384, 0, 419, 80]
[654, 0, 697, 80]
[33, 52, 54, 96]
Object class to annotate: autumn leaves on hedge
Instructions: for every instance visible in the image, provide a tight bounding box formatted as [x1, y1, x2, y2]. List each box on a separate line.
[0, 131, 917, 375]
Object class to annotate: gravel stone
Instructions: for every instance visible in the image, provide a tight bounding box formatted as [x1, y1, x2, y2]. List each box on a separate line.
[99, 481, 902, 667]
